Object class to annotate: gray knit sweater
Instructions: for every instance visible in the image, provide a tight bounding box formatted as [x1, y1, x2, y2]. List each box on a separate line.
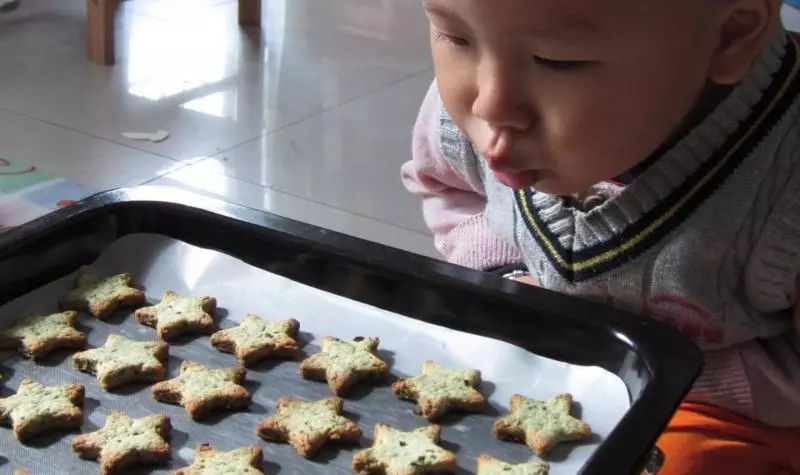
[403, 28, 800, 426]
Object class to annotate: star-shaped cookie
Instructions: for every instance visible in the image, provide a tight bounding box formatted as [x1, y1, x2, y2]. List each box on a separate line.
[135, 290, 216, 340]
[257, 397, 362, 457]
[72, 334, 169, 390]
[492, 393, 592, 456]
[60, 269, 146, 319]
[477, 455, 550, 475]
[0, 379, 84, 440]
[174, 443, 264, 474]
[151, 360, 250, 419]
[210, 315, 300, 366]
[71, 411, 171, 475]
[0, 311, 86, 360]
[299, 337, 389, 395]
[392, 360, 487, 420]
[352, 424, 457, 475]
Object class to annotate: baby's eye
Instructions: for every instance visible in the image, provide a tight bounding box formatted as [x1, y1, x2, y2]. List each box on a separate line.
[533, 56, 590, 71]
[434, 30, 470, 47]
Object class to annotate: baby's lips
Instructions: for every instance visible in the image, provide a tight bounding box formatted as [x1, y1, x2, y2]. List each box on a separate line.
[483, 128, 514, 164]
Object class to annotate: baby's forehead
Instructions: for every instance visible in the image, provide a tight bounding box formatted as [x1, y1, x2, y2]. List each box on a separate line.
[423, 0, 708, 40]
[423, 0, 702, 26]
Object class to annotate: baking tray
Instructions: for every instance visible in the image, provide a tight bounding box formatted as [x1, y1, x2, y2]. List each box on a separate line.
[0, 233, 629, 474]
[0, 186, 703, 474]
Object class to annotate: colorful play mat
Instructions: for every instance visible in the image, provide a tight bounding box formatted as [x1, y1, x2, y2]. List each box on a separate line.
[0, 157, 90, 232]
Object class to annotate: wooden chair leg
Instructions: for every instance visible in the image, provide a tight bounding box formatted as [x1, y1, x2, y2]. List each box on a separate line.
[238, 0, 261, 26]
[87, 0, 117, 65]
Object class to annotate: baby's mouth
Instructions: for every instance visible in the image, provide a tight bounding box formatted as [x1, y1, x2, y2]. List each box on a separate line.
[482, 132, 544, 188]
[482, 128, 513, 164]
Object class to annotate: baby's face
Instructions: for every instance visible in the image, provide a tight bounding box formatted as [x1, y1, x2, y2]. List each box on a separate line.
[425, 0, 723, 195]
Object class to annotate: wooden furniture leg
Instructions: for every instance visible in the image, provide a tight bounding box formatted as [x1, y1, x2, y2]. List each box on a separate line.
[87, 0, 117, 65]
[238, 0, 262, 26]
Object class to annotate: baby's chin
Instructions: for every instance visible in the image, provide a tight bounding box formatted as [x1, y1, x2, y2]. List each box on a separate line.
[531, 182, 583, 197]
[499, 170, 587, 197]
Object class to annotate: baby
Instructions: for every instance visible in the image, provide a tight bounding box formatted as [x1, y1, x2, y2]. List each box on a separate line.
[403, 0, 800, 473]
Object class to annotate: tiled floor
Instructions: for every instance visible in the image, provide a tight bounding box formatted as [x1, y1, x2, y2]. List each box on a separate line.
[0, 0, 437, 256]
[1, 2, 799, 258]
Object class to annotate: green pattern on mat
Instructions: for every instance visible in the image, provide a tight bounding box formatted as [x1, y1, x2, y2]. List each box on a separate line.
[0, 157, 54, 194]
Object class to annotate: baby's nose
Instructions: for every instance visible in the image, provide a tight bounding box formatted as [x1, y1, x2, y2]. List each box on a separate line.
[472, 59, 533, 131]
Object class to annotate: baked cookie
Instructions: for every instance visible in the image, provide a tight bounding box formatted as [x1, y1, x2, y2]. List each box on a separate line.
[0, 311, 86, 360]
[476, 455, 550, 475]
[0, 379, 84, 440]
[72, 334, 169, 390]
[71, 411, 171, 475]
[173, 443, 263, 475]
[256, 397, 362, 457]
[210, 315, 300, 366]
[492, 393, 592, 456]
[299, 337, 389, 395]
[135, 290, 216, 340]
[151, 360, 250, 419]
[352, 424, 457, 475]
[392, 360, 487, 420]
[60, 269, 146, 319]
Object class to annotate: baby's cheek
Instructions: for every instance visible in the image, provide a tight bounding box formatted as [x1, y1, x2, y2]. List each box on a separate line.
[439, 87, 475, 129]
[552, 109, 659, 182]
[432, 52, 477, 116]
[545, 134, 631, 189]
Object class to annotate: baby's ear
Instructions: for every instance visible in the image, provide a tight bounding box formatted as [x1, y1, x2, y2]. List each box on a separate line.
[707, 0, 782, 85]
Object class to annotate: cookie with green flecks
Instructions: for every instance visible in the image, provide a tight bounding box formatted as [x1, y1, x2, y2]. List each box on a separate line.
[477, 455, 550, 475]
[492, 393, 592, 456]
[0, 311, 86, 360]
[72, 334, 169, 390]
[352, 424, 457, 475]
[151, 360, 250, 420]
[173, 444, 264, 475]
[60, 268, 146, 319]
[210, 315, 300, 366]
[299, 336, 389, 395]
[0, 379, 84, 440]
[71, 411, 171, 475]
[392, 360, 487, 420]
[256, 397, 362, 457]
[135, 290, 216, 340]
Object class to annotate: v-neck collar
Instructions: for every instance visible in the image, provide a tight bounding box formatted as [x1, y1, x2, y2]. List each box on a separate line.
[515, 32, 800, 283]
